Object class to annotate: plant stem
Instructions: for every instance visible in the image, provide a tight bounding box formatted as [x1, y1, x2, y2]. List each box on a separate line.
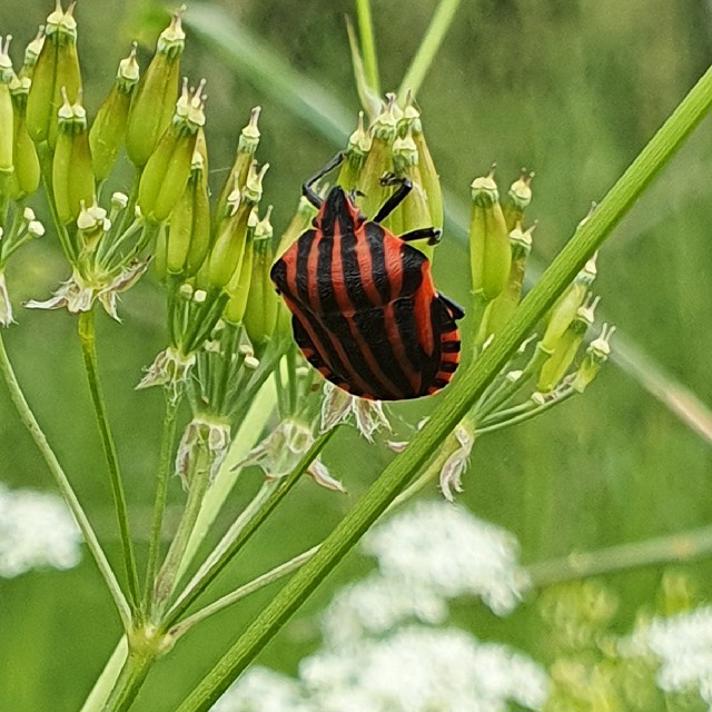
[175, 65, 712, 712]
[355, 0, 380, 95]
[79, 637, 129, 712]
[164, 430, 336, 628]
[103, 643, 157, 712]
[398, 0, 463, 101]
[78, 310, 141, 612]
[476, 389, 575, 435]
[0, 331, 131, 629]
[527, 525, 712, 589]
[143, 393, 181, 611]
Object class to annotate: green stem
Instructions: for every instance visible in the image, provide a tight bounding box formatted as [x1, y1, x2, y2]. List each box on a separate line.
[79, 637, 129, 712]
[38, 142, 76, 264]
[476, 389, 575, 435]
[355, 0, 380, 95]
[78, 310, 141, 612]
[103, 645, 156, 712]
[164, 430, 336, 629]
[0, 331, 131, 629]
[397, 0, 463, 101]
[176, 65, 712, 712]
[143, 393, 181, 612]
[526, 524, 712, 589]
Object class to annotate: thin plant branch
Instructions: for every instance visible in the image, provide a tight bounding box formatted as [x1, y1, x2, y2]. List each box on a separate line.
[355, 0, 380, 95]
[78, 310, 141, 612]
[0, 331, 132, 630]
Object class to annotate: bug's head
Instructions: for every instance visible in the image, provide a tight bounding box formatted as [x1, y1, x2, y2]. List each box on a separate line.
[316, 185, 364, 234]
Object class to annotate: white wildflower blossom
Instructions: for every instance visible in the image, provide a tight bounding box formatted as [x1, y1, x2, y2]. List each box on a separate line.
[363, 500, 530, 615]
[322, 572, 449, 646]
[320, 382, 391, 442]
[211, 667, 314, 712]
[628, 606, 712, 704]
[439, 422, 475, 501]
[0, 483, 81, 577]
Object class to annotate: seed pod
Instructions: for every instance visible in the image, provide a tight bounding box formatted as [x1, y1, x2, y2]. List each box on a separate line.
[572, 323, 615, 393]
[243, 208, 279, 348]
[540, 252, 597, 354]
[206, 161, 268, 290]
[20, 26, 45, 80]
[0, 37, 15, 195]
[401, 94, 443, 230]
[224, 208, 260, 325]
[9, 75, 41, 199]
[215, 106, 261, 222]
[337, 111, 371, 192]
[166, 130, 211, 276]
[477, 221, 535, 343]
[137, 79, 205, 223]
[89, 44, 139, 182]
[538, 296, 599, 393]
[126, 10, 184, 167]
[358, 94, 398, 218]
[469, 167, 511, 301]
[502, 169, 534, 232]
[52, 89, 95, 224]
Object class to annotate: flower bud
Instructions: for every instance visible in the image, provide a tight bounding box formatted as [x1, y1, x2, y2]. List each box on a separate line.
[0, 37, 15, 195]
[76, 200, 110, 253]
[205, 161, 267, 290]
[26, 2, 82, 147]
[166, 131, 211, 276]
[215, 106, 261, 221]
[224, 207, 259, 326]
[502, 169, 534, 231]
[538, 295, 599, 393]
[277, 194, 318, 256]
[89, 43, 140, 182]
[126, 10, 185, 167]
[20, 26, 45, 80]
[243, 208, 280, 349]
[337, 111, 371, 192]
[9, 75, 41, 199]
[52, 89, 95, 224]
[477, 221, 535, 343]
[137, 78, 205, 223]
[401, 94, 443, 230]
[358, 94, 398, 218]
[469, 166, 511, 301]
[572, 323, 615, 393]
[540, 252, 597, 353]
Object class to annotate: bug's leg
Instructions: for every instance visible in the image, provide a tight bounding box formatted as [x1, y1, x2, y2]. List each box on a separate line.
[399, 226, 442, 246]
[373, 173, 412, 222]
[302, 152, 345, 209]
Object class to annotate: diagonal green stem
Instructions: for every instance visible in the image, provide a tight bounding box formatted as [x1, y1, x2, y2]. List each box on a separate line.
[355, 0, 380, 94]
[0, 330, 132, 629]
[143, 393, 181, 611]
[78, 310, 141, 612]
[175, 65, 712, 712]
[398, 0, 464, 101]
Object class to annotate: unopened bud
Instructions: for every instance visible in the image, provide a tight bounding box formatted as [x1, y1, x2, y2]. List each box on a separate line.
[0, 37, 15, 193]
[9, 75, 40, 199]
[277, 194, 318, 255]
[89, 43, 140, 181]
[126, 10, 185, 167]
[572, 323, 615, 393]
[469, 166, 511, 301]
[111, 191, 129, 211]
[21, 26, 45, 79]
[337, 111, 371, 192]
[503, 169, 534, 231]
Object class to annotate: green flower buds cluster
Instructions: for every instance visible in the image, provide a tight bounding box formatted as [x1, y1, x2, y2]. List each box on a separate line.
[242, 208, 280, 350]
[89, 44, 140, 182]
[162, 130, 210, 278]
[52, 88, 94, 224]
[126, 10, 184, 167]
[215, 107, 261, 221]
[26, 1, 82, 147]
[537, 294, 600, 392]
[9, 74, 41, 199]
[205, 160, 268, 291]
[137, 78, 206, 224]
[469, 167, 511, 302]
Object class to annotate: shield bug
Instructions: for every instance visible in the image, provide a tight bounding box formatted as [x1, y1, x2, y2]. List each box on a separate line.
[270, 153, 464, 401]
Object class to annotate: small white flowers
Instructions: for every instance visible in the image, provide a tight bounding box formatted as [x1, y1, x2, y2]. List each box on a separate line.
[0, 483, 81, 578]
[320, 382, 391, 442]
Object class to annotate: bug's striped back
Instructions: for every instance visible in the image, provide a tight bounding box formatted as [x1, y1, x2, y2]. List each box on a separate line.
[271, 187, 462, 400]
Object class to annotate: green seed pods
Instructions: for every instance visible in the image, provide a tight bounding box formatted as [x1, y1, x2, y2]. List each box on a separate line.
[0, 37, 15, 196]
[10, 75, 41, 199]
[337, 111, 371, 193]
[126, 11, 184, 167]
[502, 170, 534, 232]
[572, 323, 615, 393]
[89, 44, 139, 182]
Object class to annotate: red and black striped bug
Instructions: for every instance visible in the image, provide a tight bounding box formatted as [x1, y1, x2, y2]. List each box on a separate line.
[270, 152, 464, 401]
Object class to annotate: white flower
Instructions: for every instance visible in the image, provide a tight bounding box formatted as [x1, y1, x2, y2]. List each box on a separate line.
[301, 625, 548, 712]
[629, 606, 712, 703]
[0, 483, 81, 578]
[320, 382, 391, 442]
[439, 423, 475, 501]
[211, 667, 314, 712]
[363, 500, 530, 615]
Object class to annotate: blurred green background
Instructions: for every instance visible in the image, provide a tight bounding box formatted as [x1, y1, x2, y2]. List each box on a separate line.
[1, 0, 711, 709]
